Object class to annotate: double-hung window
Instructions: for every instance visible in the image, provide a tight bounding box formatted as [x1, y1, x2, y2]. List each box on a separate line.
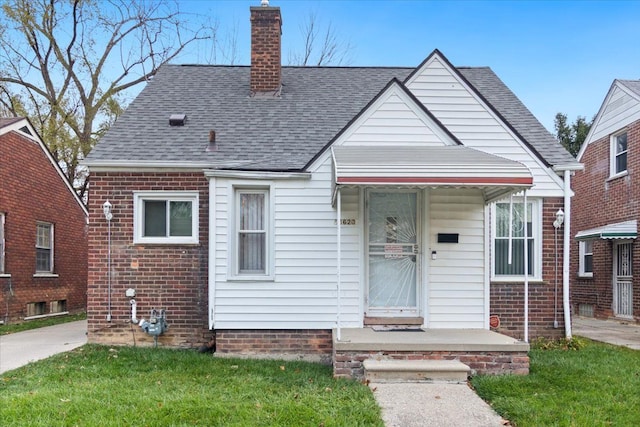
[232, 187, 272, 279]
[35, 222, 54, 273]
[611, 131, 628, 177]
[134, 192, 199, 244]
[579, 240, 594, 277]
[492, 199, 541, 281]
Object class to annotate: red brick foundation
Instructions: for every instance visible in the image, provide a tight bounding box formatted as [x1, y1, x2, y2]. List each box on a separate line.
[215, 329, 333, 356]
[333, 350, 529, 380]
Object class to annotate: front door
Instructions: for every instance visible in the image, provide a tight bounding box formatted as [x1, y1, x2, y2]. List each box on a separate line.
[613, 242, 633, 319]
[366, 191, 419, 317]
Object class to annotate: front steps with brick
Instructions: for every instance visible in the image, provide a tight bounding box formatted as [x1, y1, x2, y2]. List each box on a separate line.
[363, 359, 470, 383]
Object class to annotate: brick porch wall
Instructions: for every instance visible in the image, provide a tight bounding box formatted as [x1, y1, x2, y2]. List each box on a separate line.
[215, 329, 333, 356]
[333, 350, 529, 380]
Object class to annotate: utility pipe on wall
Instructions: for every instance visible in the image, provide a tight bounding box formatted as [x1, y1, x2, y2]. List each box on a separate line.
[563, 170, 572, 339]
[103, 201, 113, 322]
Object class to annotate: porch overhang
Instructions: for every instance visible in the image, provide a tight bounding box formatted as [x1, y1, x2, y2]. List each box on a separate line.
[575, 220, 638, 240]
[331, 146, 533, 204]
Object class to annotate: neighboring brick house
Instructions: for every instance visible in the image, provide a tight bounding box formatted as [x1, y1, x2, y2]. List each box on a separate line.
[0, 117, 88, 324]
[83, 3, 580, 375]
[572, 79, 640, 321]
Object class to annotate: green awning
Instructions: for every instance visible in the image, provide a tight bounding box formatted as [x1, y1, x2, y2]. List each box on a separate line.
[575, 220, 637, 241]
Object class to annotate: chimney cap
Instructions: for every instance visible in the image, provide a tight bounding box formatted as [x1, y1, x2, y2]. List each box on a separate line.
[261, 0, 269, 6]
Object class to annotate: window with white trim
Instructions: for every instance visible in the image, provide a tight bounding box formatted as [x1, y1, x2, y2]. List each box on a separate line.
[491, 199, 542, 281]
[579, 240, 593, 277]
[35, 222, 53, 273]
[232, 187, 272, 278]
[611, 131, 628, 177]
[0, 213, 5, 274]
[133, 192, 199, 244]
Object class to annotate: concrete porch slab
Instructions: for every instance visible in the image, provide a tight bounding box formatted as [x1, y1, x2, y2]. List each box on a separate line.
[333, 327, 530, 353]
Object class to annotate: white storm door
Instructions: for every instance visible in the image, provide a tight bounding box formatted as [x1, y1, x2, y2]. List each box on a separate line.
[367, 191, 419, 316]
[613, 242, 633, 319]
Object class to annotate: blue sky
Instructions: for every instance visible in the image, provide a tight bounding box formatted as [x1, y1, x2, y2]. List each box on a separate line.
[177, 0, 640, 133]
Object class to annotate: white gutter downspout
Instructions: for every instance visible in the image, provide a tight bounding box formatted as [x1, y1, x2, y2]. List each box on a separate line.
[523, 190, 529, 343]
[336, 186, 342, 342]
[563, 170, 572, 339]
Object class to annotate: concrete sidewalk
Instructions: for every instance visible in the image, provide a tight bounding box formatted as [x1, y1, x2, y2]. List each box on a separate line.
[370, 382, 507, 427]
[0, 319, 87, 374]
[573, 316, 640, 350]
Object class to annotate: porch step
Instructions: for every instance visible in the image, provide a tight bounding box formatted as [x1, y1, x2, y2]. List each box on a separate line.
[363, 359, 470, 383]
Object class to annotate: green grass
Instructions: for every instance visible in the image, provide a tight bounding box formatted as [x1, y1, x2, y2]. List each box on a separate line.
[0, 345, 382, 427]
[0, 312, 86, 336]
[471, 338, 640, 426]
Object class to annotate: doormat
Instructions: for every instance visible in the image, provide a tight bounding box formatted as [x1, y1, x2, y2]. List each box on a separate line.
[372, 327, 424, 332]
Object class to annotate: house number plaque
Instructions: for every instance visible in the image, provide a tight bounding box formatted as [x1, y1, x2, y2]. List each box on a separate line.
[335, 219, 357, 225]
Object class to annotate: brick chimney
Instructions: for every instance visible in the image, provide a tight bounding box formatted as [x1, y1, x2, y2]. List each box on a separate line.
[250, 3, 282, 94]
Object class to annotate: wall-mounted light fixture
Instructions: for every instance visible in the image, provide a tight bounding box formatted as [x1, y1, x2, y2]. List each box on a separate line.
[103, 200, 113, 221]
[553, 208, 564, 229]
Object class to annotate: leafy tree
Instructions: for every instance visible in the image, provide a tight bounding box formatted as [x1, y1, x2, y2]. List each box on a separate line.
[0, 0, 211, 201]
[554, 112, 594, 157]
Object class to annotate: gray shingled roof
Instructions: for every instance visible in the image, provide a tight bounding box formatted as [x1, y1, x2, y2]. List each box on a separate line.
[86, 64, 576, 169]
[619, 79, 640, 99]
[0, 117, 23, 128]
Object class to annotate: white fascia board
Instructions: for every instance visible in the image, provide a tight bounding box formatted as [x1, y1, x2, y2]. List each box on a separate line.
[577, 80, 618, 161]
[204, 170, 311, 180]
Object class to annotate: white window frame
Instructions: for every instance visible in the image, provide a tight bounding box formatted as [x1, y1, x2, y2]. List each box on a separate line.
[0, 213, 5, 274]
[578, 240, 594, 278]
[610, 130, 628, 178]
[35, 222, 54, 273]
[229, 184, 274, 281]
[491, 198, 542, 282]
[133, 192, 199, 244]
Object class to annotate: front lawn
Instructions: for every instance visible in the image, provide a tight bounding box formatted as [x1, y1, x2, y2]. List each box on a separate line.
[471, 339, 640, 426]
[0, 345, 382, 427]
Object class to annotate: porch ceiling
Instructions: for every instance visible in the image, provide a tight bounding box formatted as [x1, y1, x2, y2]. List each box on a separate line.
[331, 146, 533, 204]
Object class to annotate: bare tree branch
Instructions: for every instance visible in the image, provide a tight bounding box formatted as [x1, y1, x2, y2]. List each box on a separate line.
[0, 0, 214, 200]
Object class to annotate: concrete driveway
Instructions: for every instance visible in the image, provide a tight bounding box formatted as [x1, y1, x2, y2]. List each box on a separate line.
[0, 319, 87, 374]
[573, 316, 640, 350]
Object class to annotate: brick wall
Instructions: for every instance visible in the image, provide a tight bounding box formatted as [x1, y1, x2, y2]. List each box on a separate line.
[250, 6, 282, 93]
[489, 197, 567, 340]
[0, 129, 87, 323]
[571, 119, 640, 321]
[333, 350, 529, 380]
[215, 329, 333, 357]
[87, 172, 212, 348]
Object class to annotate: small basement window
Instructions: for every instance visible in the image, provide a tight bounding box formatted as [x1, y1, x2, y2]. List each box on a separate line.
[50, 300, 67, 313]
[27, 301, 47, 317]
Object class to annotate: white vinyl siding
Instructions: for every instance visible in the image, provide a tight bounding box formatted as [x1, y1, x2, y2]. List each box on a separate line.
[406, 56, 563, 197]
[212, 160, 362, 329]
[588, 85, 640, 144]
[428, 189, 485, 328]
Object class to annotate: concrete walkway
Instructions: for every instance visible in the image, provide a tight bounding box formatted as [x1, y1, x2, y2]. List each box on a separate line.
[0, 319, 87, 374]
[573, 316, 640, 350]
